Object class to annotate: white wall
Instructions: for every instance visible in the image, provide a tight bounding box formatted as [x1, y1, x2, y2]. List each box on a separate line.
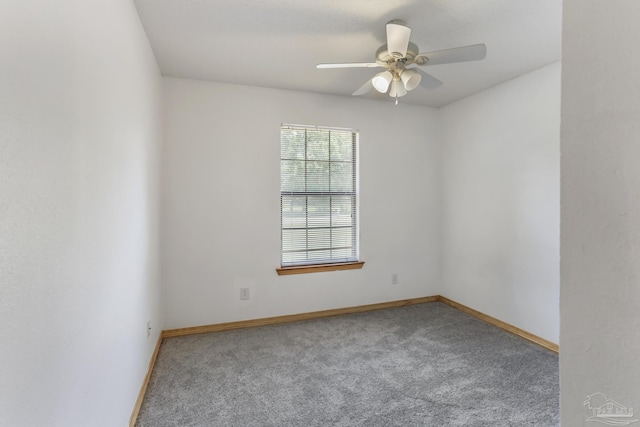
[0, 1, 162, 425]
[439, 62, 561, 344]
[161, 78, 441, 329]
[561, 1, 640, 424]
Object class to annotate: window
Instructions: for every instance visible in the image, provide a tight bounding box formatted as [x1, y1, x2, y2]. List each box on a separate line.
[279, 124, 361, 272]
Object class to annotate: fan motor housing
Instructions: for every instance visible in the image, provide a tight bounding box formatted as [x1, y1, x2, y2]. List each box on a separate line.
[376, 42, 420, 65]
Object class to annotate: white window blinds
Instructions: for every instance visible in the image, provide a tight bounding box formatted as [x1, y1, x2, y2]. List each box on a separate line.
[280, 124, 358, 266]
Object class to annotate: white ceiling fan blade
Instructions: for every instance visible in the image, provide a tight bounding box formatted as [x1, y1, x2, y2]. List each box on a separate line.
[352, 79, 373, 96]
[317, 62, 382, 69]
[412, 68, 444, 90]
[416, 43, 486, 66]
[386, 20, 411, 58]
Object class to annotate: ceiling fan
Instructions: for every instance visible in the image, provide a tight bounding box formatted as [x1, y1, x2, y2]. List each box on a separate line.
[317, 20, 487, 103]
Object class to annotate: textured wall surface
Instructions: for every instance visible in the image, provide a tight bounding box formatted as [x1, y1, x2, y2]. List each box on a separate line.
[440, 62, 561, 344]
[561, 1, 640, 424]
[161, 78, 442, 329]
[0, 0, 162, 425]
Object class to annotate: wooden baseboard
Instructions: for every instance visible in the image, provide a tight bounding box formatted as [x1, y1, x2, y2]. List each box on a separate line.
[129, 334, 163, 427]
[162, 296, 439, 338]
[437, 296, 559, 353]
[162, 295, 558, 353]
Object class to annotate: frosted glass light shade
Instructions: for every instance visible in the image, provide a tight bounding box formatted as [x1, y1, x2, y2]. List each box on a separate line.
[389, 80, 407, 97]
[400, 69, 422, 91]
[372, 71, 393, 93]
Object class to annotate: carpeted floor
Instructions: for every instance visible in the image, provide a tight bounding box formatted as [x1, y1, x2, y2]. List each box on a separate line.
[136, 302, 559, 426]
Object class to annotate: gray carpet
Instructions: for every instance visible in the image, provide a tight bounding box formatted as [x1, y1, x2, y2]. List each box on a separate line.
[136, 302, 559, 426]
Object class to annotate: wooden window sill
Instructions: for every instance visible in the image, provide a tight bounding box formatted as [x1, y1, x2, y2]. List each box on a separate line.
[276, 261, 365, 276]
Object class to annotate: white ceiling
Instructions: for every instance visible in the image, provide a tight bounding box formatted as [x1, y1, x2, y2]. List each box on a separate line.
[133, 0, 562, 108]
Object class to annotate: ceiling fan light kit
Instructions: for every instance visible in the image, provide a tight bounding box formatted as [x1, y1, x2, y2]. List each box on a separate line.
[317, 20, 487, 103]
[389, 79, 407, 98]
[372, 71, 393, 93]
[400, 69, 421, 91]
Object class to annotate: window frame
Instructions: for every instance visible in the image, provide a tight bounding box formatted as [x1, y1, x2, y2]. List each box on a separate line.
[277, 124, 363, 274]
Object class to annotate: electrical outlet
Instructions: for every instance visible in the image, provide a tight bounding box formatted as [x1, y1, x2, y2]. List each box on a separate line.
[147, 320, 151, 338]
[240, 287, 250, 300]
[391, 273, 399, 285]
